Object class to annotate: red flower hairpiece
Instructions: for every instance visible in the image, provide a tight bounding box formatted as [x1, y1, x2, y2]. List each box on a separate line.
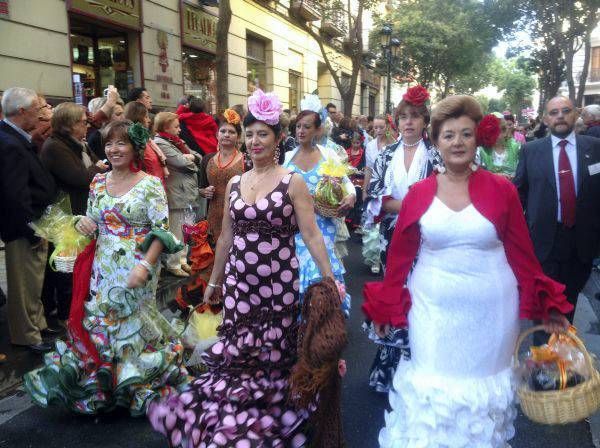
[403, 85, 430, 107]
[476, 114, 502, 148]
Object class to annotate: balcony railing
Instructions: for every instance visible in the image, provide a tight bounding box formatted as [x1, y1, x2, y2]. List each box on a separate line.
[320, 6, 347, 37]
[590, 68, 600, 83]
[290, 0, 321, 22]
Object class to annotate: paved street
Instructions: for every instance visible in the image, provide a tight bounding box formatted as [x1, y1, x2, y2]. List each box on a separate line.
[0, 236, 599, 447]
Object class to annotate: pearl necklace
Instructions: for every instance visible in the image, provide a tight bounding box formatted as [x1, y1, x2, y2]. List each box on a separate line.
[403, 138, 422, 149]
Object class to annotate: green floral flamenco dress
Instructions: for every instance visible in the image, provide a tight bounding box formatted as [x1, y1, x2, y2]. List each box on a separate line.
[24, 173, 189, 416]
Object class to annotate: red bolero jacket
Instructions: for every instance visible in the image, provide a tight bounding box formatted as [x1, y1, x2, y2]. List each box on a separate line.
[362, 168, 573, 327]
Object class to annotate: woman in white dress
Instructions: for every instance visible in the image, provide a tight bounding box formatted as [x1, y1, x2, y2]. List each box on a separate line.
[362, 115, 396, 274]
[365, 86, 441, 394]
[363, 95, 572, 447]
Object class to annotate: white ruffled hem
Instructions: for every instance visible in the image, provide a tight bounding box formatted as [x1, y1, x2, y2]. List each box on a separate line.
[379, 362, 516, 448]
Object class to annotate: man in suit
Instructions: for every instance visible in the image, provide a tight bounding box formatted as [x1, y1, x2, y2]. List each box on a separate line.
[514, 96, 600, 324]
[0, 87, 57, 352]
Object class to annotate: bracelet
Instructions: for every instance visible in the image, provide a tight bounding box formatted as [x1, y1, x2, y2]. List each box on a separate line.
[139, 260, 154, 272]
[208, 282, 220, 288]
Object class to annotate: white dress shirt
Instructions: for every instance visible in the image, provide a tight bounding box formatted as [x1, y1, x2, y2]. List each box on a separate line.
[551, 132, 578, 221]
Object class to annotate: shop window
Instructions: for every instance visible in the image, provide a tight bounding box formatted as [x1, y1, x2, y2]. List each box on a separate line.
[183, 48, 217, 114]
[247, 35, 267, 95]
[70, 20, 131, 105]
[591, 47, 600, 82]
[289, 70, 302, 114]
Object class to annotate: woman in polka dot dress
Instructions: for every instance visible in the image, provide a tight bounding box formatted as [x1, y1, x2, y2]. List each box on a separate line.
[283, 110, 356, 316]
[148, 89, 336, 447]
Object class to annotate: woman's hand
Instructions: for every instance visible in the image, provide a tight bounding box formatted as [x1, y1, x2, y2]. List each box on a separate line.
[127, 264, 149, 288]
[337, 195, 356, 216]
[184, 153, 196, 162]
[95, 160, 109, 171]
[543, 311, 570, 334]
[76, 217, 97, 237]
[374, 322, 391, 338]
[203, 283, 222, 304]
[201, 185, 215, 199]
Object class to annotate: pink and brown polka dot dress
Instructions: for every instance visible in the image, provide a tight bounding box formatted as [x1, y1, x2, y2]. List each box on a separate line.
[148, 173, 309, 447]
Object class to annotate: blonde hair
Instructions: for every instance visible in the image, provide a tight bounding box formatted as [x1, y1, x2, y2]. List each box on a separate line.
[51, 102, 86, 134]
[153, 111, 178, 133]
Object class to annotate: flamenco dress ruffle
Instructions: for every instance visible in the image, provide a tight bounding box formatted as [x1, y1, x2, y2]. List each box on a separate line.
[24, 286, 188, 416]
[380, 363, 516, 448]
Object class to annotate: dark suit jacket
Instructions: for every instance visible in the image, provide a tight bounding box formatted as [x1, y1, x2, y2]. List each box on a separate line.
[514, 134, 600, 263]
[0, 120, 57, 243]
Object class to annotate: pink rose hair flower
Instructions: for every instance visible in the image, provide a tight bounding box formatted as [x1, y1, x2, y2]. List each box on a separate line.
[247, 89, 283, 126]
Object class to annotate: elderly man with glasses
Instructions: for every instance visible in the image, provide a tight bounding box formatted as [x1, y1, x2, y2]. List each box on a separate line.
[0, 87, 57, 353]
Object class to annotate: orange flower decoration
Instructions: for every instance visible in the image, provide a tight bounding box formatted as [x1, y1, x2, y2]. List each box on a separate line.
[223, 108, 241, 125]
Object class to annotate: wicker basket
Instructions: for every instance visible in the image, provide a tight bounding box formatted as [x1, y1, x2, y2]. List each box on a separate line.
[53, 255, 76, 273]
[314, 200, 339, 218]
[514, 325, 600, 425]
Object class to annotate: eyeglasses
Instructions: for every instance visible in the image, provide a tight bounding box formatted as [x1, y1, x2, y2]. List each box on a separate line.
[548, 108, 573, 117]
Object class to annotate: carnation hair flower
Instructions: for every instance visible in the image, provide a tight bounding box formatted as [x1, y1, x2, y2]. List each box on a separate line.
[223, 108, 241, 125]
[247, 89, 283, 126]
[476, 114, 502, 148]
[300, 94, 322, 113]
[402, 85, 430, 107]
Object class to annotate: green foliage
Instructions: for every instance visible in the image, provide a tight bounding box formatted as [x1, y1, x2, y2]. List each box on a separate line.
[491, 58, 536, 115]
[488, 97, 508, 114]
[370, 0, 519, 94]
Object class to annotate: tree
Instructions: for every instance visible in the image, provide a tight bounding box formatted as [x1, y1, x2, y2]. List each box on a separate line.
[215, 0, 232, 112]
[299, 0, 377, 116]
[506, 0, 599, 108]
[370, 0, 518, 97]
[490, 57, 536, 117]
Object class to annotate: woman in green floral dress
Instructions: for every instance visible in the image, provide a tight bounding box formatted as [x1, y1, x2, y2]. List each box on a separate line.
[24, 121, 189, 416]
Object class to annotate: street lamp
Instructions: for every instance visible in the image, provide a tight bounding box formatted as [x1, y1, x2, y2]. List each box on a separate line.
[380, 25, 401, 114]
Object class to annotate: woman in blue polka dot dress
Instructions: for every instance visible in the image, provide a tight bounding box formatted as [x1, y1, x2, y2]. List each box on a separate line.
[284, 110, 356, 316]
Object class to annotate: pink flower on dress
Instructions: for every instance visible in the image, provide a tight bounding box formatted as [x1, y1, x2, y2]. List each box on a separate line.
[247, 89, 283, 125]
[101, 207, 131, 237]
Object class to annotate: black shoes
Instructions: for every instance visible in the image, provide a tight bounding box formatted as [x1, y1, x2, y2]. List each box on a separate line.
[41, 327, 63, 337]
[13, 342, 53, 353]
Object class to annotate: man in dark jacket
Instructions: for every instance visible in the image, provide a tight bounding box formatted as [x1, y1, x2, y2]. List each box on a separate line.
[0, 87, 57, 352]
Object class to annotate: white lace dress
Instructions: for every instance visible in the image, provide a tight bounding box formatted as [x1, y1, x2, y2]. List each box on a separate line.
[380, 197, 520, 448]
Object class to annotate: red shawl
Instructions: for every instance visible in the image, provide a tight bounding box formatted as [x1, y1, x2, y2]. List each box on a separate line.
[158, 131, 190, 154]
[362, 169, 573, 327]
[68, 240, 102, 369]
[176, 109, 218, 154]
[346, 148, 364, 168]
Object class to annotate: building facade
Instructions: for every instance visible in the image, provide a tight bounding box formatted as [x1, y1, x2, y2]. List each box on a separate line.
[0, 0, 385, 115]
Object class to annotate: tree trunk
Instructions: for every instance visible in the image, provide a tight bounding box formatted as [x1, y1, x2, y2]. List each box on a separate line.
[576, 34, 592, 107]
[215, 0, 232, 112]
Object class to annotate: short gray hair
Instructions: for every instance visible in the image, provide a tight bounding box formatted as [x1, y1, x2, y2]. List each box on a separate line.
[583, 104, 600, 120]
[1, 87, 38, 117]
[88, 97, 106, 115]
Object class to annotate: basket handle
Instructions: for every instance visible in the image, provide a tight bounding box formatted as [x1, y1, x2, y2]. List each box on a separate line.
[513, 325, 596, 374]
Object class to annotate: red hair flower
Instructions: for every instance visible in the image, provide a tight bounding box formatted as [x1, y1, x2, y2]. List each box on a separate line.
[402, 85, 430, 107]
[476, 114, 502, 148]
